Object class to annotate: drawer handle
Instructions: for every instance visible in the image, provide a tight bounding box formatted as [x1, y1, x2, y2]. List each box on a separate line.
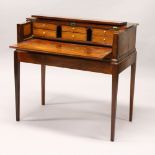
[70, 22, 76, 26]
[113, 26, 119, 30]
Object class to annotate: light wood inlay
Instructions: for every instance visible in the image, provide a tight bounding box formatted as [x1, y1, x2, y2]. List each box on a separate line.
[10, 39, 112, 60]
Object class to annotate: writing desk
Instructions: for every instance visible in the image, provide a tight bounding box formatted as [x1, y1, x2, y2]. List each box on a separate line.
[10, 15, 138, 141]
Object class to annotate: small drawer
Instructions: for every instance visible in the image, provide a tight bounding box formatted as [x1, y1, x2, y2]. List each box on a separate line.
[33, 22, 57, 30]
[62, 26, 86, 33]
[93, 28, 114, 37]
[33, 29, 56, 38]
[92, 35, 113, 46]
[62, 32, 86, 41]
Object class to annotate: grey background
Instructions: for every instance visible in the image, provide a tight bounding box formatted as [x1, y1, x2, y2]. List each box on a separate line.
[0, 0, 155, 155]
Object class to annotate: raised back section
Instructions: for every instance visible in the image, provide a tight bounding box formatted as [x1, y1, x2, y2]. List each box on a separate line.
[27, 15, 128, 47]
[17, 15, 138, 60]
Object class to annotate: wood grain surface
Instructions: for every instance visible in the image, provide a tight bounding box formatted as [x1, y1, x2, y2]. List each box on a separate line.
[33, 22, 57, 30]
[62, 25, 86, 33]
[62, 32, 86, 41]
[33, 29, 56, 38]
[10, 39, 112, 60]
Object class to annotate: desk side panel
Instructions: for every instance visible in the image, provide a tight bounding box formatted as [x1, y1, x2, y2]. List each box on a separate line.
[117, 26, 137, 59]
[17, 22, 33, 42]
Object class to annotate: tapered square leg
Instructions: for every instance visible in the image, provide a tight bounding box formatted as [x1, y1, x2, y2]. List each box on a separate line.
[14, 51, 20, 121]
[129, 62, 136, 121]
[111, 71, 119, 141]
[41, 64, 46, 105]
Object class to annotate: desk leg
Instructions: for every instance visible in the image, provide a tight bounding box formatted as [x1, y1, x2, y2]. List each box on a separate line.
[129, 62, 136, 121]
[14, 51, 20, 121]
[41, 65, 46, 105]
[111, 71, 119, 141]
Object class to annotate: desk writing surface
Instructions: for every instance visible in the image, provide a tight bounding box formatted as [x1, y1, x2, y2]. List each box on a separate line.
[10, 39, 112, 60]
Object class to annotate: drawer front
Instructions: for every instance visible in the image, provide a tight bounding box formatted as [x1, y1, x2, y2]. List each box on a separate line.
[33, 29, 56, 38]
[92, 35, 113, 46]
[62, 32, 86, 41]
[33, 22, 57, 30]
[62, 26, 86, 33]
[93, 28, 114, 37]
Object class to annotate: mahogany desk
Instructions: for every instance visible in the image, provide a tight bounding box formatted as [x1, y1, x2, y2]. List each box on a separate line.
[10, 15, 138, 141]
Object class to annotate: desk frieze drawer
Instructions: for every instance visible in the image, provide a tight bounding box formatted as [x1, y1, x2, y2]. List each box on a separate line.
[62, 32, 86, 41]
[33, 29, 56, 38]
[33, 22, 57, 30]
[62, 25, 86, 33]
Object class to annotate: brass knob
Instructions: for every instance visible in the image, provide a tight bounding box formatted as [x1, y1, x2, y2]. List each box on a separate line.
[103, 38, 106, 41]
[113, 26, 118, 30]
[104, 30, 106, 34]
[43, 32, 46, 35]
[72, 27, 75, 30]
[72, 35, 75, 38]
[70, 22, 76, 26]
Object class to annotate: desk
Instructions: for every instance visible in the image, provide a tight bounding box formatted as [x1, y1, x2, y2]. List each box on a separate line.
[10, 15, 138, 141]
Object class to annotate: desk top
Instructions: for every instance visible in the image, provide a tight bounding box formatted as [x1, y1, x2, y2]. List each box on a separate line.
[31, 15, 127, 26]
[10, 39, 112, 60]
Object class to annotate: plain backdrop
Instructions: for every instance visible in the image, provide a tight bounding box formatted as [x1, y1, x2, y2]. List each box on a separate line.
[0, 0, 155, 155]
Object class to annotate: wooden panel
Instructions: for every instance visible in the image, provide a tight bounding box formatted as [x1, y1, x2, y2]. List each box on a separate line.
[62, 32, 86, 41]
[92, 35, 113, 46]
[93, 29, 114, 36]
[33, 22, 57, 30]
[23, 23, 31, 36]
[32, 15, 127, 26]
[118, 51, 136, 73]
[33, 29, 56, 38]
[10, 39, 112, 60]
[62, 25, 86, 33]
[17, 22, 32, 42]
[16, 51, 112, 74]
[118, 26, 137, 58]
